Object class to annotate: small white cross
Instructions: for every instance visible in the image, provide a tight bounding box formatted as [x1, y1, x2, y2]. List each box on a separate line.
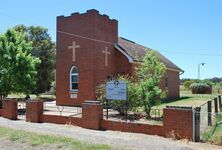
[102, 47, 111, 67]
[68, 41, 80, 62]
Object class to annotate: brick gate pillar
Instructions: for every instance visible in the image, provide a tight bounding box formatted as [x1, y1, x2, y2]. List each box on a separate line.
[26, 100, 43, 123]
[82, 100, 103, 130]
[163, 106, 193, 140]
[2, 99, 18, 120]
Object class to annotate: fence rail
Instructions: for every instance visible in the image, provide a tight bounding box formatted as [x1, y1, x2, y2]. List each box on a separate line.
[43, 102, 82, 117]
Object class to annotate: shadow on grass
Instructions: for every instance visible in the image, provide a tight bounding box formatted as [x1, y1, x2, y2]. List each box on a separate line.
[162, 96, 192, 103]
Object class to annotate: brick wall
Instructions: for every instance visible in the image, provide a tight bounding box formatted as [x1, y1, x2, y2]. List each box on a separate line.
[56, 9, 118, 106]
[160, 70, 180, 100]
[101, 120, 164, 136]
[1, 99, 194, 140]
[163, 106, 193, 140]
[0, 109, 2, 116]
[2, 99, 17, 120]
[42, 115, 83, 126]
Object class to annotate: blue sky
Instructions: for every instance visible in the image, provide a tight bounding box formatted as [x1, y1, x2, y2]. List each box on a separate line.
[0, 0, 222, 79]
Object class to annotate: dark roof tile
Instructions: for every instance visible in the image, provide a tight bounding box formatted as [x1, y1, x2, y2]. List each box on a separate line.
[117, 37, 183, 72]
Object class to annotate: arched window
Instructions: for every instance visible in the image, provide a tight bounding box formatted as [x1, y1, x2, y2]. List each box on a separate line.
[70, 66, 78, 92]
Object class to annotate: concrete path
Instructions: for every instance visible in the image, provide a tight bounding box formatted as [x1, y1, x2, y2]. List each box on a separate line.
[0, 117, 221, 150]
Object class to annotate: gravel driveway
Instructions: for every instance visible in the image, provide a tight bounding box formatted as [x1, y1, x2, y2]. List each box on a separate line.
[0, 117, 221, 150]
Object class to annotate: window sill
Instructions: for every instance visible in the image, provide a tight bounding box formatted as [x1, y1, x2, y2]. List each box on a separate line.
[70, 91, 78, 94]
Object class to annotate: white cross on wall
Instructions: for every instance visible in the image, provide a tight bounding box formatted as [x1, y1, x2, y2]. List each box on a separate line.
[68, 41, 80, 62]
[102, 47, 111, 67]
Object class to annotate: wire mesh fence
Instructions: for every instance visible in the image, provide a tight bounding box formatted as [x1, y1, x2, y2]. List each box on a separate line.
[198, 96, 222, 141]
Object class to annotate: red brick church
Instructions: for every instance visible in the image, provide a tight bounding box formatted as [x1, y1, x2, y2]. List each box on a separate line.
[56, 9, 183, 106]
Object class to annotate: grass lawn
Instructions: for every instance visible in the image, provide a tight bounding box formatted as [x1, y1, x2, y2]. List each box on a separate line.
[0, 126, 111, 150]
[153, 89, 217, 109]
[6, 93, 55, 101]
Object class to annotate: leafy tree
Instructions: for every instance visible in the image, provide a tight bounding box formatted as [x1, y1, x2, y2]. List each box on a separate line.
[214, 82, 222, 94]
[136, 50, 166, 118]
[183, 80, 195, 90]
[14, 25, 55, 95]
[210, 77, 222, 83]
[96, 50, 166, 118]
[95, 50, 166, 119]
[0, 29, 40, 99]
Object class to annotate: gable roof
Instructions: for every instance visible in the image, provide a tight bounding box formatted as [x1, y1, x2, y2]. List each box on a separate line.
[116, 37, 183, 72]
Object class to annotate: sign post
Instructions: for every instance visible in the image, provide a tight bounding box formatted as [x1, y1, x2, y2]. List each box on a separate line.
[106, 80, 127, 120]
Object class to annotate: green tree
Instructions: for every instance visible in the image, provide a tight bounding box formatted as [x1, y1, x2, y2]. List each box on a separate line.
[137, 50, 166, 118]
[14, 25, 55, 95]
[214, 82, 222, 94]
[96, 50, 166, 118]
[183, 80, 195, 90]
[0, 29, 40, 99]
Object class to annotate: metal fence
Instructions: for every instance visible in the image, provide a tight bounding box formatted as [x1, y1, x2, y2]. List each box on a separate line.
[103, 101, 163, 124]
[17, 102, 26, 120]
[43, 102, 82, 118]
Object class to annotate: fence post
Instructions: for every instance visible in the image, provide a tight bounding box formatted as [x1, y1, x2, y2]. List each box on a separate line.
[218, 95, 222, 111]
[194, 107, 201, 142]
[214, 97, 218, 114]
[207, 100, 212, 126]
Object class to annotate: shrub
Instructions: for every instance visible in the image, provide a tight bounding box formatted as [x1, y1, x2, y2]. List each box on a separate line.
[190, 83, 212, 94]
[183, 80, 195, 90]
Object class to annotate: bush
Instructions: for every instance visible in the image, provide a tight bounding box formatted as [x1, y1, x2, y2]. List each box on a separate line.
[190, 83, 212, 94]
[183, 80, 195, 90]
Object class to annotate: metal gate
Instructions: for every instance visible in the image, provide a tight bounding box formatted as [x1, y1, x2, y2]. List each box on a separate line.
[17, 102, 26, 120]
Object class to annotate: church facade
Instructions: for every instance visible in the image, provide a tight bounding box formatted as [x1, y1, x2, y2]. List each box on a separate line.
[56, 9, 183, 106]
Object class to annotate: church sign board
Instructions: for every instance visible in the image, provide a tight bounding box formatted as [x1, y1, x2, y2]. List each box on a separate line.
[106, 80, 127, 100]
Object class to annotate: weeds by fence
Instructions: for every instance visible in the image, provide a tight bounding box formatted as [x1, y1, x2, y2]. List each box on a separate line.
[198, 95, 222, 142]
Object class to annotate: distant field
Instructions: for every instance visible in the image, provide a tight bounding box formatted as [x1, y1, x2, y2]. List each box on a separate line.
[153, 88, 217, 109]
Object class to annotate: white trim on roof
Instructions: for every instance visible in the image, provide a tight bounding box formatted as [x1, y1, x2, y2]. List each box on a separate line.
[114, 44, 134, 63]
[166, 67, 181, 72]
